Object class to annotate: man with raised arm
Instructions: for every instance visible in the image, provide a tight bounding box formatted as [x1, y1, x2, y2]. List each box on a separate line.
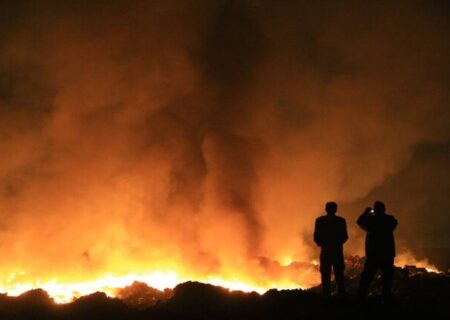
[357, 201, 398, 303]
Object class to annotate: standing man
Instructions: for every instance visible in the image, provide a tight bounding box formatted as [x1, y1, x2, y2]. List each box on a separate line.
[357, 201, 398, 303]
[314, 201, 348, 298]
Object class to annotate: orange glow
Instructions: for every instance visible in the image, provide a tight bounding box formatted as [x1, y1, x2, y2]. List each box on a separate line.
[395, 251, 441, 273]
[1, 271, 181, 304]
[1, 250, 441, 304]
[0, 0, 447, 308]
[0, 263, 319, 304]
[280, 256, 294, 267]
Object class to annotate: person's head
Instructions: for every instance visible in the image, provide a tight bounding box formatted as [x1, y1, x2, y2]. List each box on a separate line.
[325, 201, 337, 215]
[373, 201, 386, 214]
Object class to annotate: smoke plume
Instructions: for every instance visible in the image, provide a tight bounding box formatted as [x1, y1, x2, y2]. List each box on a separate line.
[0, 0, 449, 289]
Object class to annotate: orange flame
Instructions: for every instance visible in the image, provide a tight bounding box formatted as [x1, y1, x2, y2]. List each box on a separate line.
[0, 261, 320, 304]
[395, 251, 441, 273]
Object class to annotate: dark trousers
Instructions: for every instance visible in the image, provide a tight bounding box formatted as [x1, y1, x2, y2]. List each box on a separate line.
[320, 251, 345, 297]
[357, 257, 394, 301]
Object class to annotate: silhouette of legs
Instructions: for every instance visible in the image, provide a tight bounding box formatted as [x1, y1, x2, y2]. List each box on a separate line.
[357, 259, 378, 300]
[380, 258, 394, 302]
[333, 262, 346, 297]
[358, 257, 394, 302]
[320, 256, 332, 298]
[320, 252, 346, 298]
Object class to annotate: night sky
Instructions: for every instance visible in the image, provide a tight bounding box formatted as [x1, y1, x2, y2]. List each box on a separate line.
[0, 0, 449, 291]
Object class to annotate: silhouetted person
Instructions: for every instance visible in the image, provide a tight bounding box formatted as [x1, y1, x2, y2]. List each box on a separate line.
[314, 201, 348, 298]
[357, 201, 398, 303]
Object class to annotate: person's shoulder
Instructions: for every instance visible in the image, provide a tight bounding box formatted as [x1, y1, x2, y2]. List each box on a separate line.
[334, 215, 346, 223]
[385, 213, 397, 220]
[316, 216, 327, 222]
[386, 214, 398, 225]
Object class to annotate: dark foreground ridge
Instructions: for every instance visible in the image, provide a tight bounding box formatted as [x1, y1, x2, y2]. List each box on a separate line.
[1, 261, 449, 320]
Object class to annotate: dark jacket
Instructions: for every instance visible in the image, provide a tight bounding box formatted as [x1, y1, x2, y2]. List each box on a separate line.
[314, 215, 348, 253]
[357, 212, 398, 259]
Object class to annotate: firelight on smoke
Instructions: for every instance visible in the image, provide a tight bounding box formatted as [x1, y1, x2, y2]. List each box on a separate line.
[0, 0, 448, 305]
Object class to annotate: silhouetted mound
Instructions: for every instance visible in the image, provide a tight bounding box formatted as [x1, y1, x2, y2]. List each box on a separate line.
[330, 256, 450, 303]
[0, 265, 449, 319]
[116, 281, 173, 309]
[17, 289, 54, 306]
[65, 292, 129, 318]
[0, 289, 55, 320]
[158, 281, 261, 319]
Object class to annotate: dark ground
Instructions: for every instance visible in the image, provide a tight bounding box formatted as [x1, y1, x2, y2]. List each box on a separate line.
[0, 259, 449, 319]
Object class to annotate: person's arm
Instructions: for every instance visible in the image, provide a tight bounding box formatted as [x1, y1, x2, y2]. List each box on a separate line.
[357, 207, 372, 232]
[313, 219, 322, 246]
[389, 216, 398, 231]
[342, 219, 349, 244]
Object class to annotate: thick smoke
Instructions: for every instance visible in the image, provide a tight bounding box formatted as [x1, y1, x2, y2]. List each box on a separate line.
[0, 0, 449, 287]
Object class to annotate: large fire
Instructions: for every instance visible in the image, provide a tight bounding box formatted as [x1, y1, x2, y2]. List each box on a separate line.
[0, 0, 448, 309]
[0, 251, 440, 304]
[0, 265, 316, 304]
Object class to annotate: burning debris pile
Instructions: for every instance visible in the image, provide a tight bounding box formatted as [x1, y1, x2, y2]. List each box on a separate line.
[308, 255, 450, 302]
[114, 256, 450, 311]
[116, 281, 173, 309]
[0, 257, 449, 319]
[345, 255, 446, 281]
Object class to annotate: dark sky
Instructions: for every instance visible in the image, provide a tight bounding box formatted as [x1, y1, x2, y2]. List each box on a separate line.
[0, 0, 449, 287]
